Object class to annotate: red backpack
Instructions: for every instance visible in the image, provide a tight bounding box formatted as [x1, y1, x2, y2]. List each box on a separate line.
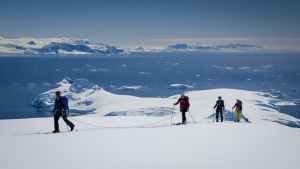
[180, 96, 190, 109]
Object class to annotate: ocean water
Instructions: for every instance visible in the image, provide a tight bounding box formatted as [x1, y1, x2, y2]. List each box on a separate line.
[0, 52, 300, 119]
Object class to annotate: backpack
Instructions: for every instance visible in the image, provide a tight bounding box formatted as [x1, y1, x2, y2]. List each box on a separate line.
[217, 100, 224, 108]
[236, 100, 242, 111]
[61, 96, 69, 112]
[180, 96, 190, 108]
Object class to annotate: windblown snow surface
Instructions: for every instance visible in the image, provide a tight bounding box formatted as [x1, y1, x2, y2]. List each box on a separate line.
[0, 79, 299, 169]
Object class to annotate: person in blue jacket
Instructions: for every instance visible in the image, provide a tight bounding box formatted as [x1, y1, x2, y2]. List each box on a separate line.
[52, 91, 75, 133]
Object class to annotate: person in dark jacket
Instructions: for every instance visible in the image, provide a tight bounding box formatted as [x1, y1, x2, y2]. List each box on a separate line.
[52, 91, 75, 133]
[174, 94, 190, 124]
[214, 96, 225, 122]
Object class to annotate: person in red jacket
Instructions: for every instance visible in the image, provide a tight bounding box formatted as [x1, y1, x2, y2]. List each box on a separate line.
[174, 94, 190, 124]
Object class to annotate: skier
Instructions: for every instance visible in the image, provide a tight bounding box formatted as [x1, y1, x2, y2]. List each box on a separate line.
[232, 99, 242, 122]
[213, 96, 225, 122]
[174, 93, 190, 124]
[52, 91, 75, 133]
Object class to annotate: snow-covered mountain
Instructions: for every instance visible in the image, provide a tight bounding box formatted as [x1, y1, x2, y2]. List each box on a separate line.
[127, 42, 264, 53]
[0, 36, 125, 55]
[31, 78, 299, 126]
[0, 36, 266, 55]
[0, 35, 270, 55]
[166, 43, 263, 52]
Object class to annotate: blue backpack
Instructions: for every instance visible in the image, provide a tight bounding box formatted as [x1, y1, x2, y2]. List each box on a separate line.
[61, 96, 69, 113]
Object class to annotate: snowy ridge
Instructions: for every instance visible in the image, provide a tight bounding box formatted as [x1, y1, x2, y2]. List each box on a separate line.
[1, 78, 300, 169]
[0, 37, 125, 55]
[32, 78, 169, 116]
[31, 78, 299, 127]
[32, 78, 99, 114]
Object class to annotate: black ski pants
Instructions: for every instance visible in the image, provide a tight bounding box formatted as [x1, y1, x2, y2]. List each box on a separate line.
[54, 111, 74, 131]
[216, 108, 223, 122]
[181, 108, 187, 123]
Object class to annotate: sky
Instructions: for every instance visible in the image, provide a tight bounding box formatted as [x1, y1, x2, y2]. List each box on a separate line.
[1, 0, 300, 47]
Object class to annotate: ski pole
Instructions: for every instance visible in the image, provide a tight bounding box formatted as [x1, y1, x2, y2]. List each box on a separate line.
[212, 108, 216, 123]
[188, 109, 197, 124]
[171, 104, 175, 125]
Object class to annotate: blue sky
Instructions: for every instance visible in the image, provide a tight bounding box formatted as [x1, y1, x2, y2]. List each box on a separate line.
[1, 0, 300, 47]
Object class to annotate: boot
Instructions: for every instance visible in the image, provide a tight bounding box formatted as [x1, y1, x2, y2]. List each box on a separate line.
[70, 124, 75, 131]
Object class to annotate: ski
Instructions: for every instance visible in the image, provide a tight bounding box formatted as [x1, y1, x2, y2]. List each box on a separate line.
[172, 121, 198, 126]
[172, 122, 185, 125]
[30, 129, 78, 135]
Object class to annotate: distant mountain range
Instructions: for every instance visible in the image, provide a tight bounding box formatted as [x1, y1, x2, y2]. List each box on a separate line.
[0, 36, 265, 55]
[0, 36, 125, 55]
[166, 43, 263, 52]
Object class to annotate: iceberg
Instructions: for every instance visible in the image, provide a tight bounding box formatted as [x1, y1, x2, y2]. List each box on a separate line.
[117, 85, 143, 91]
[169, 83, 194, 90]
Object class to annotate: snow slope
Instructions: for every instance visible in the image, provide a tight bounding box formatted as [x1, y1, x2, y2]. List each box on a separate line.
[1, 78, 300, 169]
[31, 78, 300, 125]
[0, 36, 125, 55]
